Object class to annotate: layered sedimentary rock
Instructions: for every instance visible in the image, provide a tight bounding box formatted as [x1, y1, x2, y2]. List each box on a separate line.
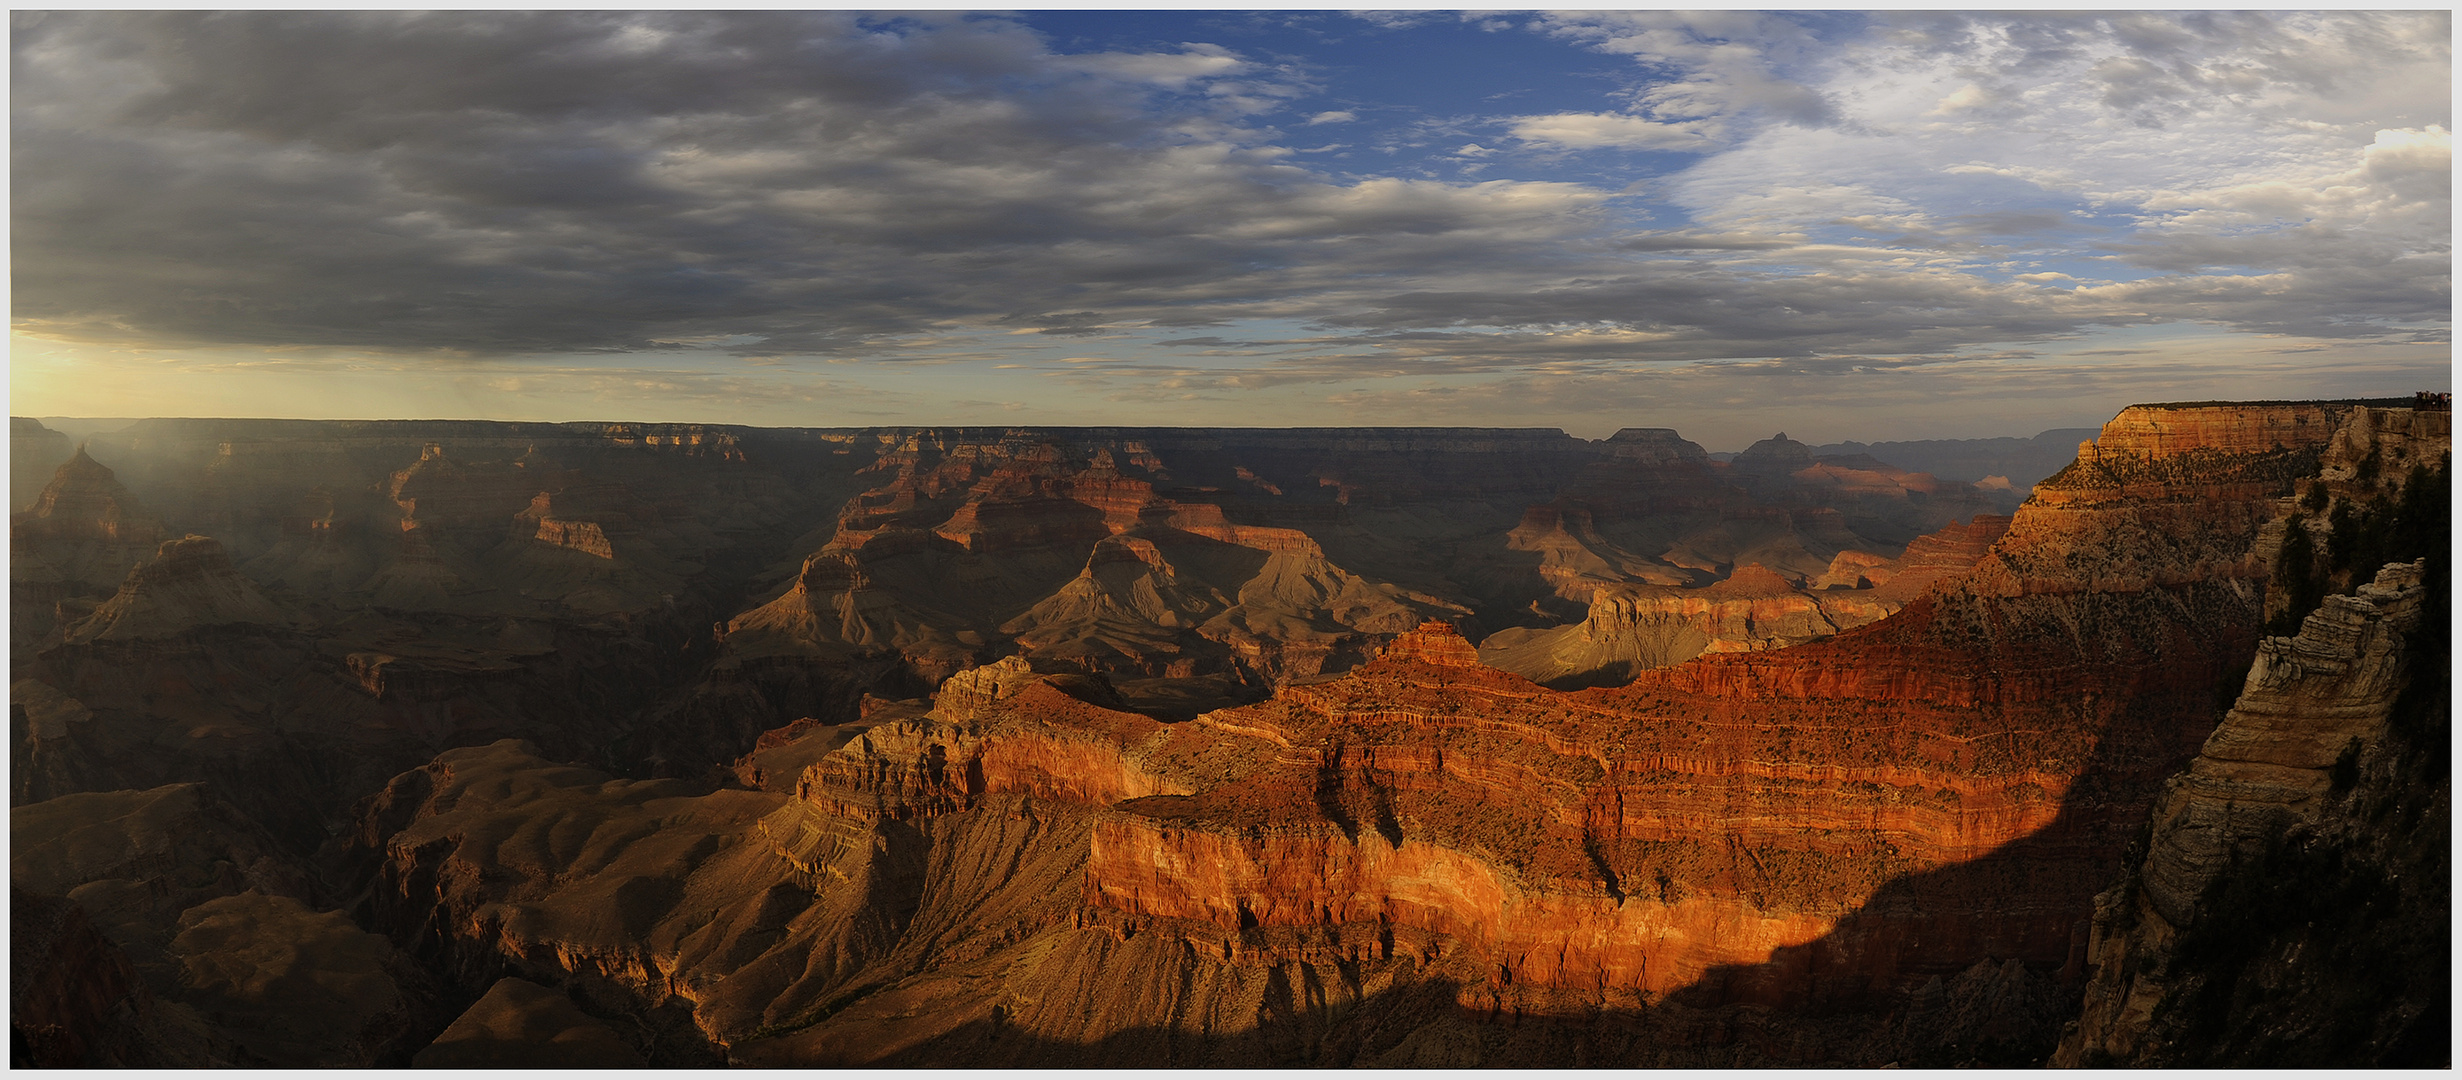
[12, 449, 172, 648]
[1480, 516, 2011, 687]
[2055, 559, 2446, 1066]
[1811, 428, 2103, 497]
[1494, 430, 1996, 614]
[722, 431, 1470, 693]
[60, 536, 295, 644]
[22, 405, 2442, 1066]
[2140, 564, 2427, 925]
[335, 403, 2434, 1067]
[11, 416, 2029, 794]
[352, 403, 2442, 1067]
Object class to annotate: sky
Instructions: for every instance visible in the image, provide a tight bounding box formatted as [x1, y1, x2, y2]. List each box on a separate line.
[10, 9, 2451, 450]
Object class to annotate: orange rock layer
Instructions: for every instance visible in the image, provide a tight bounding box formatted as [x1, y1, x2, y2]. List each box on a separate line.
[334, 403, 2439, 1066]
[772, 405, 2383, 1006]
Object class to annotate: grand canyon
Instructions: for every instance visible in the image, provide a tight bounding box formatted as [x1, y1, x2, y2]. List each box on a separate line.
[14, 8, 2450, 1069]
[9, 398, 2447, 1067]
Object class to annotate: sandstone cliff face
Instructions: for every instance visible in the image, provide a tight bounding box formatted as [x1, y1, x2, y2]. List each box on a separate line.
[2138, 564, 2425, 928]
[1479, 515, 2011, 688]
[722, 431, 1470, 693]
[1492, 430, 1997, 613]
[330, 403, 2419, 1067]
[25, 407, 2436, 1066]
[2054, 557, 2447, 1067]
[2086, 402, 2356, 458]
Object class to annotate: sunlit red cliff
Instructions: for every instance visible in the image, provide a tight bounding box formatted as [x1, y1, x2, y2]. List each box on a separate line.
[10, 401, 2447, 1066]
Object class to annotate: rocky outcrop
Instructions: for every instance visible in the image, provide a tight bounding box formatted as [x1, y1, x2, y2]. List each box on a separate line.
[1480, 516, 2010, 688]
[331, 402, 2421, 1067]
[25, 406, 2443, 1067]
[724, 433, 1466, 692]
[1479, 564, 1850, 686]
[10, 781, 434, 1066]
[19, 447, 163, 549]
[412, 977, 644, 1067]
[2142, 564, 2426, 924]
[513, 492, 619, 559]
[163, 890, 443, 1066]
[12, 449, 171, 646]
[1811, 428, 2103, 493]
[61, 536, 294, 644]
[2055, 560, 2445, 1066]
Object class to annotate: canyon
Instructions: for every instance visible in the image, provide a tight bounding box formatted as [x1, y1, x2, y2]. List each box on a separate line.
[9, 402, 2446, 1067]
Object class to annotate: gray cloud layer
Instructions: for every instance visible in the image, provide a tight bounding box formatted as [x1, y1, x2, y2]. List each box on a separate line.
[12, 11, 2451, 376]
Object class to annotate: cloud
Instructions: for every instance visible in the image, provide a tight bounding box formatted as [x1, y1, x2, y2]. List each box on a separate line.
[1058, 42, 1246, 87]
[1529, 11, 1840, 129]
[10, 12, 1622, 360]
[9, 9, 2448, 429]
[1509, 112, 1715, 152]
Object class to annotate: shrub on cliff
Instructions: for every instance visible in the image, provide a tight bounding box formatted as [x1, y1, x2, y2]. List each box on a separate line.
[2269, 457, 2448, 637]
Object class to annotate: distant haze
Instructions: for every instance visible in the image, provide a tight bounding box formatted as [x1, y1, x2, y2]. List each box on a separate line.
[11, 11, 2450, 449]
[1808, 429, 2103, 487]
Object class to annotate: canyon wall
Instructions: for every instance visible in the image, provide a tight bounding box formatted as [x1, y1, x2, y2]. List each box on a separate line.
[1480, 515, 2010, 686]
[18, 402, 2442, 1066]
[2050, 429, 2449, 1068]
[327, 401, 2439, 1066]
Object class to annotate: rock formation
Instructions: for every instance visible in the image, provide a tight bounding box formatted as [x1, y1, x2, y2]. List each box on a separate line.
[1492, 429, 1996, 614]
[1479, 516, 2010, 687]
[10, 782, 439, 1065]
[412, 978, 644, 1067]
[60, 536, 295, 644]
[12, 448, 171, 649]
[1810, 427, 2104, 505]
[721, 431, 1469, 695]
[13, 402, 2442, 1067]
[18, 447, 163, 550]
[2055, 555, 2447, 1066]
[12, 418, 75, 512]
